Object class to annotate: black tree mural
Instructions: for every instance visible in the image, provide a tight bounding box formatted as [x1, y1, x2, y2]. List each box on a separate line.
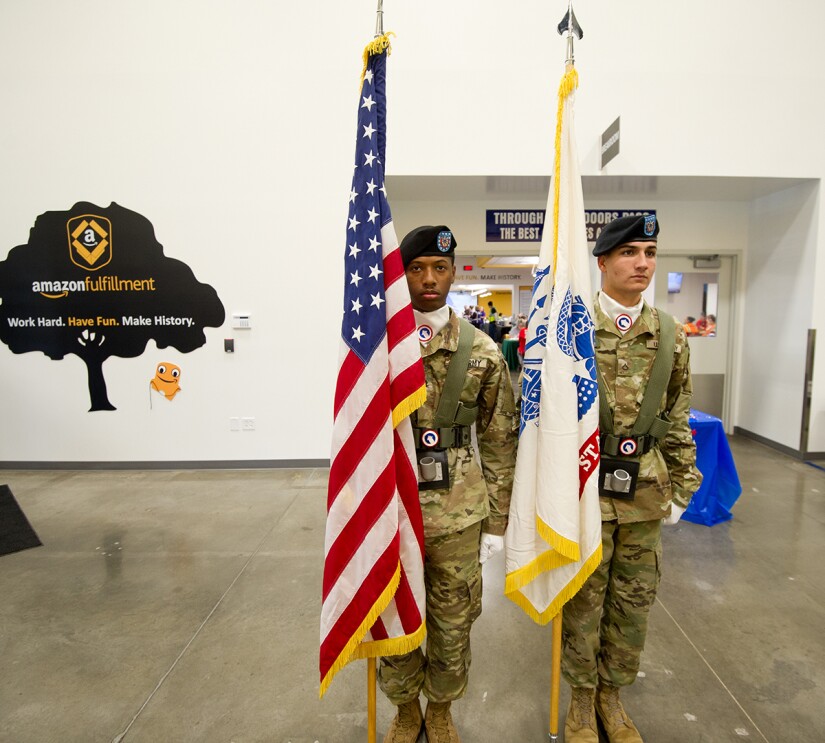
[0, 202, 224, 411]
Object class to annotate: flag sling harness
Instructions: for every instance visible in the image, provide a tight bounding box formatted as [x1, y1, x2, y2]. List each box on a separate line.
[412, 318, 477, 449]
[596, 309, 676, 456]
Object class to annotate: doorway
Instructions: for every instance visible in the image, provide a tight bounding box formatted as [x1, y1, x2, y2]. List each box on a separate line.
[653, 255, 736, 429]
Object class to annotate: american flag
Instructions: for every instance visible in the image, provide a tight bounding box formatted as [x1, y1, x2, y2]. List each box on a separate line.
[320, 38, 427, 696]
[504, 67, 602, 624]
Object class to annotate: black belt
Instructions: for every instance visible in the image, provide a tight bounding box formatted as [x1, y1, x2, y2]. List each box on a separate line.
[600, 433, 657, 458]
[413, 425, 472, 450]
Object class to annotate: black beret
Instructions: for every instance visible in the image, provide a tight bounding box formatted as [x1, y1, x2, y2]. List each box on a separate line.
[592, 214, 660, 256]
[400, 225, 457, 267]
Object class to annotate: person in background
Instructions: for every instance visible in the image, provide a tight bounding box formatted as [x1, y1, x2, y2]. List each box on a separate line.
[562, 215, 702, 743]
[516, 315, 527, 369]
[486, 301, 499, 342]
[701, 314, 716, 336]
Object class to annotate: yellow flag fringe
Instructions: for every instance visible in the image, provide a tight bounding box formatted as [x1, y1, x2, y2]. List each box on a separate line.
[361, 32, 395, 85]
[320, 560, 425, 698]
[505, 545, 602, 625]
[551, 67, 579, 277]
[392, 386, 426, 430]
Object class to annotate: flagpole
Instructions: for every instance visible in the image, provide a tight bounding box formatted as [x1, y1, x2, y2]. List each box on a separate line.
[549, 612, 563, 741]
[548, 7, 583, 740]
[365, 9, 385, 743]
[368, 657, 377, 743]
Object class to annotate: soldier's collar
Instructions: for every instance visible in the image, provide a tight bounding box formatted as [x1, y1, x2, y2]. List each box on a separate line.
[598, 291, 644, 333]
[413, 305, 451, 347]
[417, 308, 458, 355]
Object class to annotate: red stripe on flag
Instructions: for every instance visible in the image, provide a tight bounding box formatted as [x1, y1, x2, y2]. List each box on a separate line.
[394, 428, 425, 554]
[328, 376, 391, 507]
[393, 566, 421, 635]
[383, 249, 405, 290]
[579, 429, 601, 499]
[333, 350, 365, 419]
[386, 308, 416, 354]
[389, 362, 425, 413]
[322, 458, 396, 599]
[320, 533, 400, 681]
[370, 616, 389, 641]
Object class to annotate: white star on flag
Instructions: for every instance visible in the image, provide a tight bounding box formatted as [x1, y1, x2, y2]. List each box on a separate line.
[367, 207, 379, 224]
[351, 297, 362, 314]
[370, 293, 385, 309]
[361, 94, 375, 110]
[369, 264, 382, 280]
[363, 123, 376, 139]
[349, 271, 361, 286]
[368, 236, 381, 252]
[364, 150, 376, 167]
[349, 243, 361, 258]
[348, 215, 360, 231]
[351, 326, 364, 342]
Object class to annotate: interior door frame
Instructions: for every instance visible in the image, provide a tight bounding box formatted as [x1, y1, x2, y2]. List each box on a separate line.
[654, 252, 740, 433]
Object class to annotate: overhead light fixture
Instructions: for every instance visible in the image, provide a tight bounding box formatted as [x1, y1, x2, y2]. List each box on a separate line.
[479, 291, 492, 298]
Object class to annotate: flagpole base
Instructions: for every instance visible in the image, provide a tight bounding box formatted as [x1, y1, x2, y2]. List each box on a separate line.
[548, 735, 559, 741]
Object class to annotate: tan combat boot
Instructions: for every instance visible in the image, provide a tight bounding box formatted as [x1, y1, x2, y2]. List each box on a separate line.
[595, 684, 643, 743]
[384, 699, 423, 743]
[564, 687, 599, 742]
[424, 701, 461, 743]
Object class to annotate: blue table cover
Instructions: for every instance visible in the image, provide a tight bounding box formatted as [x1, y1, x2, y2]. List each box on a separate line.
[683, 409, 742, 526]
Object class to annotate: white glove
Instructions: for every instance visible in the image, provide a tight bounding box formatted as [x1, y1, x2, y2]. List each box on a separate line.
[662, 503, 686, 526]
[479, 533, 504, 564]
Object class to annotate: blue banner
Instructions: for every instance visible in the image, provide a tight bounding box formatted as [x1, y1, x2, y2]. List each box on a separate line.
[485, 208, 656, 243]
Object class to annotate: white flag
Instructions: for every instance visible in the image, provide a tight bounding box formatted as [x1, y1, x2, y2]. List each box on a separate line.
[504, 68, 602, 623]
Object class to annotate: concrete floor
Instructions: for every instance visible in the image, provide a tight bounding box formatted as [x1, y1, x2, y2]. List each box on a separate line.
[1, 436, 823, 743]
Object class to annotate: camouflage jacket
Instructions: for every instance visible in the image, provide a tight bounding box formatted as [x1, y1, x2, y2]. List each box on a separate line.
[595, 296, 702, 523]
[414, 311, 519, 538]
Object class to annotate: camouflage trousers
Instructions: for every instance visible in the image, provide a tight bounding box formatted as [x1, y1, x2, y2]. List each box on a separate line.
[561, 519, 662, 688]
[378, 521, 483, 704]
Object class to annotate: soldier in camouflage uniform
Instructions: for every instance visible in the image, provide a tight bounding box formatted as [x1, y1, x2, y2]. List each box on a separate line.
[379, 225, 518, 743]
[562, 215, 702, 743]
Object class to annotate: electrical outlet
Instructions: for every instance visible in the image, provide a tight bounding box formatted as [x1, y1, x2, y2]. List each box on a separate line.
[229, 417, 240, 431]
[241, 417, 255, 431]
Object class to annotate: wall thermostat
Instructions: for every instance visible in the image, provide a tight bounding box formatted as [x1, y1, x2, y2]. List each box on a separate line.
[231, 313, 251, 329]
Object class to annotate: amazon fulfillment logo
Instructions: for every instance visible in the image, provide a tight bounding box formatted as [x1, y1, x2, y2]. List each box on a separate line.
[67, 215, 112, 271]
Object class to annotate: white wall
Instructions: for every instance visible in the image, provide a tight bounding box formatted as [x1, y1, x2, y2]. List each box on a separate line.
[740, 182, 819, 450]
[1, 1, 824, 463]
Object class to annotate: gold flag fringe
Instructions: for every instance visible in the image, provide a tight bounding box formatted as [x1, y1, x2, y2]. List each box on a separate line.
[505, 544, 602, 625]
[551, 67, 579, 278]
[321, 562, 404, 697]
[360, 32, 395, 86]
[354, 620, 426, 661]
[392, 385, 426, 430]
